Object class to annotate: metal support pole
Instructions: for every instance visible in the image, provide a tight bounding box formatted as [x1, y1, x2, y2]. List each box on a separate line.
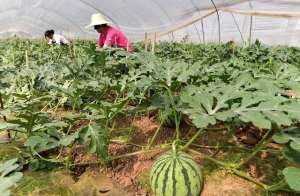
[210, 0, 221, 43]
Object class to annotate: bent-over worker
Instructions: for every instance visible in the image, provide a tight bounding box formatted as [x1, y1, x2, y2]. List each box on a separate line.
[86, 13, 133, 52]
[44, 30, 69, 45]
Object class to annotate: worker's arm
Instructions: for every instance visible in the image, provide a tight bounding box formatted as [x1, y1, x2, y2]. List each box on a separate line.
[96, 33, 115, 49]
[60, 36, 69, 45]
[103, 32, 117, 48]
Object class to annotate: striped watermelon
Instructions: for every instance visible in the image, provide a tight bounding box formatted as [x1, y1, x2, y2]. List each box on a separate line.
[150, 150, 203, 196]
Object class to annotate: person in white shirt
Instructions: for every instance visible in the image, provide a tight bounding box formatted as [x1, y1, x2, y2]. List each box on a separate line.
[44, 30, 69, 45]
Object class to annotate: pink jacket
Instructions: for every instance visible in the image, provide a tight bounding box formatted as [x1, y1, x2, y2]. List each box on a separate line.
[98, 26, 133, 52]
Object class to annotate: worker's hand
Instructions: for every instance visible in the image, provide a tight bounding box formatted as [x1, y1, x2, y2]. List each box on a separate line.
[95, 46, 103, 52]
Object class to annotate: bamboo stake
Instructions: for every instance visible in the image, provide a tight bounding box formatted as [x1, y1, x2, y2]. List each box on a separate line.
[156, 7, 300, 43]
[159, 10, 216, 37]
[219, 8, 300, 18]
[144, 32, 148, 51]
[73, 40, 76, 57]
[69, 43, 73, 57]
[0, 93, 7, 122]
[151, 32, 157, 54]
[0, 93, 10, 138]
[25, 50, 29, 66]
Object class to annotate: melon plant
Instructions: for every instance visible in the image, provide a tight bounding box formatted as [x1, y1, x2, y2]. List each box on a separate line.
[150, 145, 203, 196]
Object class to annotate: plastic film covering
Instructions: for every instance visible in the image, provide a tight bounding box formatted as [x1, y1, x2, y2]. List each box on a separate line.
[0, 0, 300, 46]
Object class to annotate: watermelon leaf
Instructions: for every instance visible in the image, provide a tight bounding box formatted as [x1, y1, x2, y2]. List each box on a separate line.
[283, 147, 300, 164]
[273, 127, 300, 152]
[78, 124, 108, 160]
[0, 159, 23, 196]
[283, 167, 300, 192]
[180, 82, 300, 129]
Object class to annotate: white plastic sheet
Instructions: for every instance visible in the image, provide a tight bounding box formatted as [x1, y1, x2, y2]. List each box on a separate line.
[0, 0, 300, 46]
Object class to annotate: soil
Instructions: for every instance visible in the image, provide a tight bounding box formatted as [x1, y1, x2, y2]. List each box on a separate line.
[0, 114, 294, 196]
[0, 131, 10, 143]
[201, 171, 261, 196]
[92, 116, 269, 195]
[104, 144, 165, 195]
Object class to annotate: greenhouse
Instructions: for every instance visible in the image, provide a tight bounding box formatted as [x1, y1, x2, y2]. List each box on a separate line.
[0, 0, 300, 195]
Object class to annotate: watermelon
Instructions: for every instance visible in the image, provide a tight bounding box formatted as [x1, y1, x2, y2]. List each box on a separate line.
[150, 150, 203, 196]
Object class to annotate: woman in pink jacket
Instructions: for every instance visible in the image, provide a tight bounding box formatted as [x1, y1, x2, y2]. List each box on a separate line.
[87, 13, 133, 52]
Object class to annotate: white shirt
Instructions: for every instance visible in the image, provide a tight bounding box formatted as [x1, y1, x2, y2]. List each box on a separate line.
[48, 34, 69, 45]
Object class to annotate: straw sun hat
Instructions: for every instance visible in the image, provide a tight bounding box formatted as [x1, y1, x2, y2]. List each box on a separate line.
[86, 13, 110, 28]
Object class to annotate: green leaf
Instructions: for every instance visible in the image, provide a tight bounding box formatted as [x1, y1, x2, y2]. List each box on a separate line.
[191, 114, 216, 128]
[78, 126, 89, 144]
[291, 142, 300, 152]
[32, 121, 67, 132]
[239, 111, 271, 129]
[153, 61, 185, 86]
[78, 124, 108, 160]
[28, 159, 57, 171]
[273, 133, 290, 144]
[283, 167, 300, 192]
[198, 92, 214, 114]
[214, 111, 235, 121]
[283, 103, 300, 122]
[0, 159, 23, 196]
[283, 147, 300, 164]
[177, 62, 199, 83]
[28, 159, 41, 171]
[274, 127, 300, 152]
[0, 122, 20, 130]
[263, 111, 292, 126]
[25, 135, 59, 153]
[88, 125, 108, 160]
[59, 132, 79, 146]
[150, 93, 172, 110]
[0, 159, 19, 176]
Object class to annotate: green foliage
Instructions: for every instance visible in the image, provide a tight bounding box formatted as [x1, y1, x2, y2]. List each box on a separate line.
[1, 39, 300, 195]
[154, 41, 300, 66]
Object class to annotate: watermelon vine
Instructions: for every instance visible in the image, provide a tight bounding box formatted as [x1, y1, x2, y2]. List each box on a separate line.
[0, 39, 299, 195]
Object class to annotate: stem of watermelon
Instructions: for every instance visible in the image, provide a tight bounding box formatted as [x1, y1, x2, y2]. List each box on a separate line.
[164, 85, 180, 140]
[188, 149, 269, 190]
[181, 129, 204, 150]
[186, 142, 251, 151]
[188, 149, 228, 167]
[72, 147, 170, 166]
[110, 147, 169, 161]
[267, 179, 287, 192]
[232, 168, 269, 190]
[172, 141, 177, 155]
[148, 117, 164, 148]
[237, 128, 273, 168]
